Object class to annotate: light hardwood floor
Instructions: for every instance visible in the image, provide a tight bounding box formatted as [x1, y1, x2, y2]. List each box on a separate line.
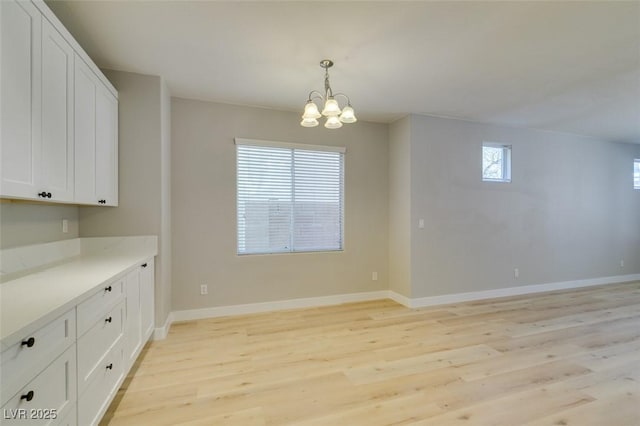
[102, 282, 640, 425]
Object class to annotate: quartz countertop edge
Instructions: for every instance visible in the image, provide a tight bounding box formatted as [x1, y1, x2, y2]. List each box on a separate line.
[0, 240, 158, 350]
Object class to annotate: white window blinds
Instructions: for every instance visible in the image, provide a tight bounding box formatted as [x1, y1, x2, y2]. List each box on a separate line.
[236, 139, 345, 255]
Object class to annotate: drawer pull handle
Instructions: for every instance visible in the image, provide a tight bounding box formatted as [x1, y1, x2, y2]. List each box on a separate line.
[21, 337, 35, 348]
[105, 316, 112, 323]
[106, 363, 113, 370]
[20, 391, 34, 402]
[141, 263, 148, 268]
[37, 192, 52, 198]
[105, 285, 112, 292]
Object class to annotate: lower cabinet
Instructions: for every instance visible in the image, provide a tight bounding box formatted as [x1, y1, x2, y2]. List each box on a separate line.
[0, 345, 77, 425]
[2, 256, 156, 426]
[77, 341, 124, 426]
[76, 258, 155, 425]
[124, 268, 142, 371]
[77, 301, 124, 394]
[124, 259, 155, 372]
[0, 309, 76, 406]
[140, 259, 155, 344]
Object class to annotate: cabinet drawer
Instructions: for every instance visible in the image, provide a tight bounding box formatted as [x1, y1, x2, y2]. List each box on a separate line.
[0, 345, 76, 425]
[0, 309, 75, 406]
[54, 403, 76, 426]
[78, 341, 124, 426]
[77, 278, 123, 337]
[77, 301, 124, 395]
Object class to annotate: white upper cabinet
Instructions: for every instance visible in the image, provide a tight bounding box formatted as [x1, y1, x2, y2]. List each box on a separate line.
[74, 56, 98, 205]
[41, 18, 75, 202]
[95, 84, 118, 206]
[1, 0, 117, 206]
[1, 0, 42, 199]
[75, 55, 118, 206]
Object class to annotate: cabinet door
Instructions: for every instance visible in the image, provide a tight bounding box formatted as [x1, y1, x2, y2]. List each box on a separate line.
[124, 268, 142, 371]
[74, 55, 97, 204]
[140, 259, 155, 341]
[0, 0, 42, 199]
[74, 55, 118, 206]
[96, 87, 118, 206]
[40, 19, 74, 202]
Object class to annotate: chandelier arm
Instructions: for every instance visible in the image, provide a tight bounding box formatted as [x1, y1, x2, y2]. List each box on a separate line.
[332, 93, 352, 107]
[307, 90, 324, 102]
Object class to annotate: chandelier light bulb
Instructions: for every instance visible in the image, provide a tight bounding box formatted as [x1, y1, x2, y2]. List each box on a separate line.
[325, 115, 343, 129]
[321, 98, 341, 117]
[303, 100, 321, 119]
[339, 105, 357, 123]
[300, 117, 319, 127]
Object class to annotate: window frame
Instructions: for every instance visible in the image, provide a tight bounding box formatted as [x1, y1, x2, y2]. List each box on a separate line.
[482, 142, 512, 183]
[235, 138, 346, 256]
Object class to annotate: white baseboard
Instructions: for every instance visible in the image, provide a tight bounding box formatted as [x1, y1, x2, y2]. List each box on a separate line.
[153, 312, 174, 340]
[386, 289, 411, 306]
[171, 290, 390, 323]
[391, 273, 640, 309]
[156, 273, 640, 339]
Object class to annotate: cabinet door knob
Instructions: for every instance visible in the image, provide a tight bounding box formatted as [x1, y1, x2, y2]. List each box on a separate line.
[38, 192, 47, 198]
[141, 263, 148, 268]
[98, 199, 106, 204]
[105, 285, 112, 292]
[105, 316, 112, 323]
[47, 192, 52, 198]
[21, 337, 35, 348]
[20, 390, 34, 402]
[106, 363, 113, 370]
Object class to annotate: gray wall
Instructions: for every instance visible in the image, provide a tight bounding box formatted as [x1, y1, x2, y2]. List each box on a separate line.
[408, 114, 640, 298]
[171, 98, 389, 310]
[388, 117, 412, 297]
[79, 70, 172, 327]
[79, 71, 162, 235]
[159, 79, 172, 324]
[0, 202, 79, 248]
[2, 89, 637, 317]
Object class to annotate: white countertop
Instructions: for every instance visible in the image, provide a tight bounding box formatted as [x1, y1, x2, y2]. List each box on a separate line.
[0, 237, 157, 350]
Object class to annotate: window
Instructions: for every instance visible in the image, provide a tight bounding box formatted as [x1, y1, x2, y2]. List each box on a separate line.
[635, 159, 640, 190]
[236, 138, 345, 255]
[482, 142, 511, 183]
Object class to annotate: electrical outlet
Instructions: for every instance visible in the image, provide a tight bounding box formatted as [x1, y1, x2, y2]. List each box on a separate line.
[200, 284, 208, 295]
[514, 268, 519, 279]
[62, 219, 68, 233]
[372, 272, 378, 281]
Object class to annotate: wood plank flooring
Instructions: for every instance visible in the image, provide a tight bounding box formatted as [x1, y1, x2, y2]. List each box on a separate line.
[101, 282, 640, 425]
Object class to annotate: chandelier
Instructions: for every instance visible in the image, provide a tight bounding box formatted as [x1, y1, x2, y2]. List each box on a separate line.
[300, 59, 357, 129]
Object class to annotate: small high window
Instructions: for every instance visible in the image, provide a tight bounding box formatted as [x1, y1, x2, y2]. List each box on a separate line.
[634, 159, 640, 190]
[482, 143, 511, 183]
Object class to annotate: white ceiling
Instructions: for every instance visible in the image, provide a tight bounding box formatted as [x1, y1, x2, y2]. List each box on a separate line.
[47, 0, 640, 143]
